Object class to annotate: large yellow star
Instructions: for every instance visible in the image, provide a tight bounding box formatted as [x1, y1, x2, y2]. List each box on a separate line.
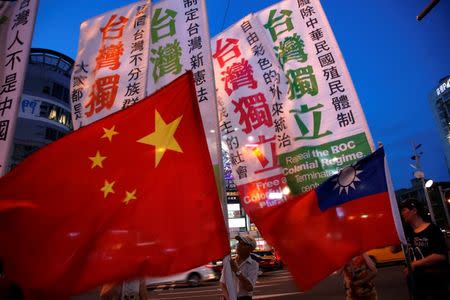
[88, 150, 107, 169]
[137, 110, 183, 167]
[102, 125, 119, 142]
[100, 180, 115, 198]
[123, 189, 137, 205]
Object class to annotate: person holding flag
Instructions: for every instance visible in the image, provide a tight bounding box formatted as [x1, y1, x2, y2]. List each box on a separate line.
[400, 198, 449, 300]
[220, 235, 259, 300]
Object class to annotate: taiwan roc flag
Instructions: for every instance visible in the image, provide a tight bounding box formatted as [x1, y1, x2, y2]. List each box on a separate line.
[0, 72, 229, 297]
[252, 147, 405, 291]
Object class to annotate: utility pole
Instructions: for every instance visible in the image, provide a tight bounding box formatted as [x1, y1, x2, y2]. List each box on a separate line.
[411, 142, 436, 223]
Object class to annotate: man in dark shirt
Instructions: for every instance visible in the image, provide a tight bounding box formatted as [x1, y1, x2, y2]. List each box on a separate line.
[400, 198, 449, 300]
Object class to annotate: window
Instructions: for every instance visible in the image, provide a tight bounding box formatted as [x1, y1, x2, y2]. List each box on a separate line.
[52, 82, 64, 99]
[39, 102, 50, 117]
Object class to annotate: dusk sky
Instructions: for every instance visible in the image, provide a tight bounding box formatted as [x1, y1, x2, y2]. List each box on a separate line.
[31, 0, 450, 190]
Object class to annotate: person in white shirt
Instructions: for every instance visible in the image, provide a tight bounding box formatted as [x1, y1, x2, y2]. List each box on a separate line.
[220, 235, 259, 300]
[100, 279, 148, 300]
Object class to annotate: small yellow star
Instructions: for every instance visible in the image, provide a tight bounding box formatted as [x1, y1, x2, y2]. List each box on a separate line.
[123, 189, 137, 205]
[102, 126, 119, 142]
[137, 110, 183, 167]
[88, 151, 107, 169]
[100, 180, 115, 198]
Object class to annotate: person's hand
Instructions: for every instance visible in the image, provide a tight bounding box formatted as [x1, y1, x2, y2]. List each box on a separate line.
[410, 260, 419, 271]
[230, 258, 239, 273]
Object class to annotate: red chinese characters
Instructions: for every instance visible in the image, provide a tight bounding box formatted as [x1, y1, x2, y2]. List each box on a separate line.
[85, 14, 128, 117]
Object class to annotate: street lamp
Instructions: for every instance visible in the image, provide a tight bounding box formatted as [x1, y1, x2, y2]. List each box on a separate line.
[411, 142, 436, 224]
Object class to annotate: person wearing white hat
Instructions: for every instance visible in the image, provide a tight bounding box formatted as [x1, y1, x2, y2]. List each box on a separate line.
[220, 235, 259, 300]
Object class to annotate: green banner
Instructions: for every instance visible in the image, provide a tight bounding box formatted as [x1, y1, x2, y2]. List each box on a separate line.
[279, 132, 372, 195]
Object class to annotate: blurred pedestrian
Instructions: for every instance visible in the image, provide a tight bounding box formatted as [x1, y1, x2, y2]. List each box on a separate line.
[100, 279, 148, 300]
[342, 253, 378, 300]
[220, 235, 259, 300]
[400, 198, 449, 300]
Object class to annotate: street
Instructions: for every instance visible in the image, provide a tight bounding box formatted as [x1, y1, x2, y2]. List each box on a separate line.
[74, 265, 410, 299]
[147, 266, 409, 300]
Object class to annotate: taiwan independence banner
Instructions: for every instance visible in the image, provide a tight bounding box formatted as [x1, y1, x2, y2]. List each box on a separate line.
[70, 1, 150, 129]
[0, 0, 39, 176]
[146, 0, 222, 169]
[0, 73, 229, 296]
[212, 14, 292, 212]
[256, 0, 374, 195]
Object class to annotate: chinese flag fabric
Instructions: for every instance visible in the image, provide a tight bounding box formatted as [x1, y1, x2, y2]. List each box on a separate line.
[252, 148, 401, 291]
[0, 72, 229, 296]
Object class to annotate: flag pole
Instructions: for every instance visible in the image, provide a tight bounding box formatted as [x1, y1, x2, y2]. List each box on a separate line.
[201, 0, 236, 299]
[382, 142, 415, 300]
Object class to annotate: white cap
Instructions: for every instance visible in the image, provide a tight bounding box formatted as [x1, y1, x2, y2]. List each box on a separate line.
[235, 235, 256, 249]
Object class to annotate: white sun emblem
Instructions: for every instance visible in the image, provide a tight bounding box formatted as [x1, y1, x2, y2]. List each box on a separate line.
[333, 165, 363, 195]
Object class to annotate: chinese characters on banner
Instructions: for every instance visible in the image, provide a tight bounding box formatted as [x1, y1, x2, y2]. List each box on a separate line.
[212, 14, 291, 212]
[0, 0, 39, 176]
[146, 0, 221, 167]
[70, 1, 150, 129]
[257, 0, 374, 195]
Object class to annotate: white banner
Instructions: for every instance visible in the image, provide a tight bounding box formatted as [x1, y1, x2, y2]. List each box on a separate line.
[256, 0, 374, 195]
[146, 0, 220, 165]
[0, 0, 39, 176]
[212, 14, 290, 212]
[70, 1, 150, 129]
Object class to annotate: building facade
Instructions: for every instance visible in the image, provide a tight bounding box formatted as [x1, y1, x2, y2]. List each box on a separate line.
[10, 48, 74, 169]
[429, 75, 450, 173]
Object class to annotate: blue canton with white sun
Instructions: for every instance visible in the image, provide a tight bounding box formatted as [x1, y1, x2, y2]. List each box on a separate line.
[316, 148, 388, 212]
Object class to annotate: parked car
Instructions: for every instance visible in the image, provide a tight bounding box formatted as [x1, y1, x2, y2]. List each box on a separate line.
[146, 265, 217, 287]
[251, 250, 283, 272]
[367, 245, 405, 266]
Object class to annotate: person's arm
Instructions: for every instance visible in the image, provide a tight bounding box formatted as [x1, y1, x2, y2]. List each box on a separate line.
[412, 225, 448, 270]
[353, 254, 377, 286]
[234, 260, 259, 292]
[139, 280, 149, 300]
[411, 253, 447, 270]
[230, 258, 255, 292]
[341, 266, 351, 288]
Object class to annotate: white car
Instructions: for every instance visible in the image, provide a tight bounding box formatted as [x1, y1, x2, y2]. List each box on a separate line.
[146, 265, 217, 287]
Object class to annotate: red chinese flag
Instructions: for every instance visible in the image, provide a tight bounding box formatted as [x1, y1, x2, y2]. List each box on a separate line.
[250, 148, 402, 291]
[0, 72, 229, 296]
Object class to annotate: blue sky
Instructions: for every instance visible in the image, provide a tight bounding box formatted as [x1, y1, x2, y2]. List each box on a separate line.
[31, 0, 450, 190]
